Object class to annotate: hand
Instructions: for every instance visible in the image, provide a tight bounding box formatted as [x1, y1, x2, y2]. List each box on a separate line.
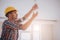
[32, 4, 38, 10]
[32, 12, 38, 18]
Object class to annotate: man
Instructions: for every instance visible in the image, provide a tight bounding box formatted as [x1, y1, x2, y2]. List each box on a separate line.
[1, 4, 38, 40]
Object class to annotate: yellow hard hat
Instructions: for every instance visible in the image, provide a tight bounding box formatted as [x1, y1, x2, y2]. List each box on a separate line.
[5, 7, 17, 15]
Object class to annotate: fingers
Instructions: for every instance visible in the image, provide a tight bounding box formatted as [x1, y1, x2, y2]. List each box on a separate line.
[32, 4, 38, 10]
[32, 4, 38, 18]
[34, 4, 38, 9]
[33, 11, 38, 15]
[35, 12, 38, 16]
[33, 12, 38, 17]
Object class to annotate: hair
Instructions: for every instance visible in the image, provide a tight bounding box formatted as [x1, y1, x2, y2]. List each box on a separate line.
[5, 10, 16, 17]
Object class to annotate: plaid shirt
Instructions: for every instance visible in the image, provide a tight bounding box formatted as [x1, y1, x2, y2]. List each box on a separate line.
[1, 18, 25, 40]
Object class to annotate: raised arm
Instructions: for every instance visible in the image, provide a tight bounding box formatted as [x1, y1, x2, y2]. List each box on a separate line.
[22, 4, 38, 20]
[21, 12, 38, 30]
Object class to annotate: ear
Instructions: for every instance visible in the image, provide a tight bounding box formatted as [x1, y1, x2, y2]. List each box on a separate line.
[8, 13, 12, 17]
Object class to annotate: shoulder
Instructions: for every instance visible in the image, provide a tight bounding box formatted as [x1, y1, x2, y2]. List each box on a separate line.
[3, 20, 8, 24]
[2, 20, 8, 27]
[3, 20, 11, 25]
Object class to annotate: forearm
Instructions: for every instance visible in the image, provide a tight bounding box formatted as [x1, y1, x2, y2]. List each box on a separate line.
[23, 8, 33, 19]
[21, 16, 35, 30]
[22, 4, 38, 20]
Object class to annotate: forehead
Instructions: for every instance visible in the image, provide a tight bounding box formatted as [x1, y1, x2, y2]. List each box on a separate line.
[11, 10, 17, 14]
[11, 10, 17, 13]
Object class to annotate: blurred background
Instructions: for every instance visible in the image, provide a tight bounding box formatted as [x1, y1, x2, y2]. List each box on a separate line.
[0, 0, 60, 40]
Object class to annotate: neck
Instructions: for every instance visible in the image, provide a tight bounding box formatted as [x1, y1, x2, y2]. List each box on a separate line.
[8, 18, 14, 22]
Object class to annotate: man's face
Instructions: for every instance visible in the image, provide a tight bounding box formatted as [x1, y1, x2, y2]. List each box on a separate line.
[10, 11, 18, 20]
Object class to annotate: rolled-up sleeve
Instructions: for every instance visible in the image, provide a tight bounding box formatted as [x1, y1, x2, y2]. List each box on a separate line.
[17, 17, 26, 22]
[4, 20, 22, 30]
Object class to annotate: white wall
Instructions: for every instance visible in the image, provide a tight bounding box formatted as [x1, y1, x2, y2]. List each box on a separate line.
[0, 0, 60, 20]
[37, 0, 60, 20]
[53, 20, 60, 40]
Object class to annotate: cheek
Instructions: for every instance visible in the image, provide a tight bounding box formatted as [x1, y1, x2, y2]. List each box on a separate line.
[16, 14, 18, 17]
[13, 14, 17, 18]
[15, 14, 18, 17]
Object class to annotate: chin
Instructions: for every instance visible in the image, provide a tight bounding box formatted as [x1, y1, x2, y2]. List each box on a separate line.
[16, 17, 17, 19]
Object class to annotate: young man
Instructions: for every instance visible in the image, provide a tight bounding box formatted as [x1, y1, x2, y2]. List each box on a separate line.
[1, 4, 38, 40]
